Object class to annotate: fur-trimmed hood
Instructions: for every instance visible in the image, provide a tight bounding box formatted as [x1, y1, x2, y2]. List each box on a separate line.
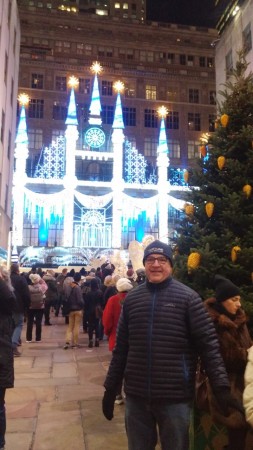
[204, 296, 252, 431]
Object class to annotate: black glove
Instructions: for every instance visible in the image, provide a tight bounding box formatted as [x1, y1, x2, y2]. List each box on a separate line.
[214, 388, 245, 416]
[102, 390, 116, 420]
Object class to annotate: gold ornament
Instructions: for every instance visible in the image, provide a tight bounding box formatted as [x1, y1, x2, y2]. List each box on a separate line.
[231, 246, 241, 262]
[220, 114, 229, 127]
[183, 170, 189, 183]
[215, 119, 219, 129]
[187, 252, 201, 272]
[205, 202, 214, 218]
[184, 204, 194, 215]
[200, 145, 207, 157]
[243, 184, 252, 199]
[217, 156, 225, 170]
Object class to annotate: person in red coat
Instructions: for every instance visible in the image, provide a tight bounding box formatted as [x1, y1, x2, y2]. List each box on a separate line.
[103, 277, 133, 404]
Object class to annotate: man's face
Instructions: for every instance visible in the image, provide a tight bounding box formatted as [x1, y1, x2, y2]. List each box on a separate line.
[144, 253, 172, 283]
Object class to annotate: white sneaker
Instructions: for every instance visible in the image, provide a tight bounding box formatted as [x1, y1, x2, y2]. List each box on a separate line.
[26, 340, 32, 343]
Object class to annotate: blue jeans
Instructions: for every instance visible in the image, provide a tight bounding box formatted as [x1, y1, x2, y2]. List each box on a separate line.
[125, 396, 191, 450]
[12, 313, 24, 347]
[0, 388, 6, 448]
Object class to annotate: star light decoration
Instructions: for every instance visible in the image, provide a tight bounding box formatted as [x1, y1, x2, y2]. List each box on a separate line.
[157, 105, 168, 118]
[90, 61, 103, 75]
[18, 93, 29, 106]
[113, 80, 125, 93]
[68, 76, 79, 89]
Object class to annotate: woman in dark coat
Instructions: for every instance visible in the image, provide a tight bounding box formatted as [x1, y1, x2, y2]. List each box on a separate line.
[0, 268, 17, 450]
[85, 278, 103, 348]
[205, 275, 252, 450]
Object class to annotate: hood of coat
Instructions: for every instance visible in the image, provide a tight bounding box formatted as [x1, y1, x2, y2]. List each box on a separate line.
[205, 297, 247, 329]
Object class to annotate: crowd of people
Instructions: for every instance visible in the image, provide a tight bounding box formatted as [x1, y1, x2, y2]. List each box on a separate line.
[3, 241, 253, 449]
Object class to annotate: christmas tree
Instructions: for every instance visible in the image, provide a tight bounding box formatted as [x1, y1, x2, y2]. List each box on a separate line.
[173, 52, 253, 318]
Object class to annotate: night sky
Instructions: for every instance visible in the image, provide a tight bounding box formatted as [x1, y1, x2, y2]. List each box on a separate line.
[147, 0, 217, 28]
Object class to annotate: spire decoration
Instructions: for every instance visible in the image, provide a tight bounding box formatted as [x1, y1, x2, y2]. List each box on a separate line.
[65, 78, 78, 126]
[157, 106, 169, 155]
[113, 81, 125, 129]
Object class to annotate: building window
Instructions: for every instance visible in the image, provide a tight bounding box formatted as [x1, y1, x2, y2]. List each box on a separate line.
[7, 131, 11, 159]
[207, 57, 214, 68]
[125, 83, 135, 98]
[55, 76, 67, 92]
[98, 46, 113, 57]
[188, 140, 200, 159]
[101, 105, 114, 124]
[28, 129, 43, 150]
[123, 107, 136, 126]
[243, 23, 252, 54]
[4, 53, 8, 85]
[127, 49, 134, 60]
[199, 56, 206, 67]
[188, 113, 201, 131]
[187, 55, 194, 66]
[146, 84, 157, 100]
[123, 3, 128, 9]
[1, 110, 5, 143]
[155, 52, 166, 62]
[79, 78, 90, 94]
[102, 80, 113, 96]
[144, 109, 158, 128]
[144, 138, 158, 157]
[226, 50, 233, 76]
[85, 44, 92, 55]
[140, 51, 154, 62]
[115, 2, 120, 8]
[10, 78, 14, 106]
[209, 90, 216, 105]
[166, 111, 179, 130]
[77, 43, 84, 54]
[77, 103, 89, 122]
[28, 99, 44, 119]
[167, 53, 175, 64]
[31, 73, 44, 89]
[52, 103, 67, 121]
[189, 89, 199, 103]
[4, 184, 8, 213]
[167, 139, 180, 158]
[209, 114, 216, 132]
[180, 54, 186, 65]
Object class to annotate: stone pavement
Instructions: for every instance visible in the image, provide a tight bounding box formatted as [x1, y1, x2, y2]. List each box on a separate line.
[5, 315, 128, 450]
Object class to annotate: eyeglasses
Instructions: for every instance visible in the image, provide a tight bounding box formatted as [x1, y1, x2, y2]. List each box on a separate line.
[145, 257, 169, 265]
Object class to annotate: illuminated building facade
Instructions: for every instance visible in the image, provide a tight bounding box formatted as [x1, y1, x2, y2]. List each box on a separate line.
[14, 0, 218, 263]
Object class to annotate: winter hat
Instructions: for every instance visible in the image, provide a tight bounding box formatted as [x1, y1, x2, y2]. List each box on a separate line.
[143, 240, 173, 266]
[214, 275, 240, 302]
[47, 269, 55, 277]
[116, 278, 133, 292]
[29, 273, 41, 284]
[126, 268, 134, 279]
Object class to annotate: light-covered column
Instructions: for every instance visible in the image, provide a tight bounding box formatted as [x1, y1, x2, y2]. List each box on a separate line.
[12, 99, 29, 246]
[63, 81, 79, 246]
[111, 86, 125, 249]
[157, 107, 170, 243]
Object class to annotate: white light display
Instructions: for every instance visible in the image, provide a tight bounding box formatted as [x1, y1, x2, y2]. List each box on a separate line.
[34, 136, 66, 179]
[12, 62, 185, 255]
[125, 141, 147, 184]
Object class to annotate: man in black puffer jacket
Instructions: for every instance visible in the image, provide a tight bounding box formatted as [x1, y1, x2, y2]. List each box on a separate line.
[102, 240, 244, 450]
